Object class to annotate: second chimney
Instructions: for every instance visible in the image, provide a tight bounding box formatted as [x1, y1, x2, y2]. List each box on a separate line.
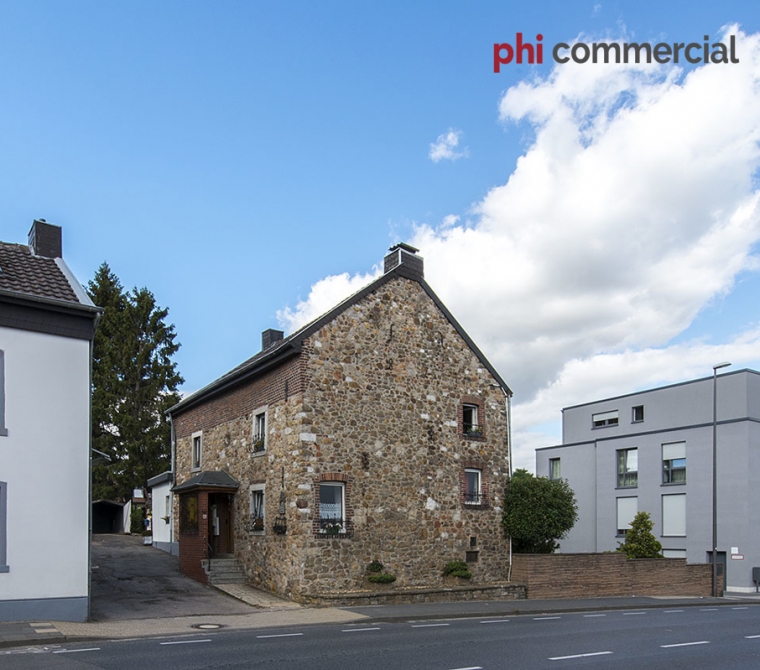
[262, 328, 284, 351]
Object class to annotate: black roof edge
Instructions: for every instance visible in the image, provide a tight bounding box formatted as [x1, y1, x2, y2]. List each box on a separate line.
[0, 287, 102, 316]
[168, 263, 511, 416]
[147, 471, 174, 487]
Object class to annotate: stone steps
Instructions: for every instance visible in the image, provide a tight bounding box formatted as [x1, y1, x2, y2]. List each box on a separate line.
[203, 557, 247, 585]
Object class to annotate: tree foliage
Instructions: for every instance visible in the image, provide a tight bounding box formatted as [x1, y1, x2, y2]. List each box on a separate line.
[617, 511, 663, 558]
[89, 263, 183, 500]
[502, 469, 578, 553]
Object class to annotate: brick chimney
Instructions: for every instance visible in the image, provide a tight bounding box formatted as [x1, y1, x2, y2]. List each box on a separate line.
[384, 242, 423, 279]
[28, 219, 62, 258]
[262, 328, 284, 350]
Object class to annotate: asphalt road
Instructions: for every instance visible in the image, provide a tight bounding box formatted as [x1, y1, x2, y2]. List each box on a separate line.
[90, 534, 253, 620]
[5, 603, 760, 669]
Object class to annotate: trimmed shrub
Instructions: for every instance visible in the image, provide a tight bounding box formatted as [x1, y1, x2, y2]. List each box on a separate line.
[367, 572, 396, 584]
[443, 560, 472, 579]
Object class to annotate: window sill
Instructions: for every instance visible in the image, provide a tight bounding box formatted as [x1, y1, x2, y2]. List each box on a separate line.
[0, 565, 7, 573]
[615, 485, 638, 490]
[462, 433, 486, 441]
[0, 428, 7, 437]
[251, 450, 267, 458]
[660, 535, 686, 538]
[661, 481, 686, 487]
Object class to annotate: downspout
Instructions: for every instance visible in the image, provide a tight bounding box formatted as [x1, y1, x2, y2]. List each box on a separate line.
[169, 414, 176, 548]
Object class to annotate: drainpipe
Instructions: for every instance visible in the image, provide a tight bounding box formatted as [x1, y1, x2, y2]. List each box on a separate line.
[506, 390, 514, 582]
[169, 414, 176, 548]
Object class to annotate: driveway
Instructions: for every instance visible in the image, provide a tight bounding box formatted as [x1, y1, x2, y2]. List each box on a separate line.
[90, 534, 255, 621]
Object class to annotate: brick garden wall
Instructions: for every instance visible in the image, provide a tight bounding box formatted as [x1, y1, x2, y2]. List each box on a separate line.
[511, 553, 721, 599]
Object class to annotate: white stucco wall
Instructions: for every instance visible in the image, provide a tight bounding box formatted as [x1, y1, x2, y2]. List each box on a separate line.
[0, 325, 90, 602]
[150, 480, 173, 545]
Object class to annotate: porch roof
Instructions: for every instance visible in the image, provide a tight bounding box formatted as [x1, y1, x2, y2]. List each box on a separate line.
[171, 470, 239, 493]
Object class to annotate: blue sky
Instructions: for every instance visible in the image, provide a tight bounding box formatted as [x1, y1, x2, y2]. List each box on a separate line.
[2, 1, 760, 469]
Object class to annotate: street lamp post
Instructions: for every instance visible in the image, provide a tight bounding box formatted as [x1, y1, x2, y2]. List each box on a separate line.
[712, 361, 731, 598]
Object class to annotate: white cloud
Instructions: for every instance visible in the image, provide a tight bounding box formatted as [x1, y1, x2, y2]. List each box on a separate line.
[280, 28, 760, 471]
[429, 129, 469, 163]
[277, 268, 381, 334]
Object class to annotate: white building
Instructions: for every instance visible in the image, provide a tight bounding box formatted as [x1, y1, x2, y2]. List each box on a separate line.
[0, 220, 100, 621]
[147, 471, 177, 555]
[536, 369, 760, 593]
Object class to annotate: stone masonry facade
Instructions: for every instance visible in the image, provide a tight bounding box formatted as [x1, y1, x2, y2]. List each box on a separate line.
[172, 265, 511, 601]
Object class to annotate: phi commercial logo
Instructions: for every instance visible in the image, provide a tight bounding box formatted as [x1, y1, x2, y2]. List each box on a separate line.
[493, 33, 740, 72]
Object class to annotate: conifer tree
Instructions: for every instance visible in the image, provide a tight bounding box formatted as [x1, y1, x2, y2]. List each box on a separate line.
[88, 264, 183, 500]
[617, 511, 663, 558]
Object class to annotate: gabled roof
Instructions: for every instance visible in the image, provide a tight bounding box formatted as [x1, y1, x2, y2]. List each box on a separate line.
[0, 232, 100, 340]
[172, 470, 239, 493]
[0, 242, 80, 303]
[168, 258, 511, 416]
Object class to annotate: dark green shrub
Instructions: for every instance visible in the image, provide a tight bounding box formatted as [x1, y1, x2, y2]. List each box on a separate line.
[130, 506, 144, 534]
[367, 560, 384, 573]
[443, 560, 472, 579]
[367, 572, 396, 584]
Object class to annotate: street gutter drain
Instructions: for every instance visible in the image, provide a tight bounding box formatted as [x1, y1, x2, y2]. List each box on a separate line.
[193, 623, 224, 630]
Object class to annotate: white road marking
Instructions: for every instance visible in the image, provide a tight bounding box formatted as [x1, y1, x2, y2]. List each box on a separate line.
[549, 651, 612, 660]
[256, 633, 304, 639]
[700, 608, 718, 611]
[733, 607, 749, 610]
[479, 619, 510, 624]
[411, 623, 450, 628]
[341, 627, 381, 632]
[583, 614, 606, 618]
[448, 667, 483, 670]
[664, 610, 684, 613]
[622, 611, 647, 616]
[159, 639, 212, 645]
[534, 616, 561, 620]
[660, 641, 709, 648]
[53, 648, 101, 654]
[745, 635, 760, 639]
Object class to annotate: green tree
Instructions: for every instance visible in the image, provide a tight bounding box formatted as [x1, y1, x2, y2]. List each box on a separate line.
[617, 511, 663, 558]
[88, 263, 183, 500]
[502, 469, 578, 553]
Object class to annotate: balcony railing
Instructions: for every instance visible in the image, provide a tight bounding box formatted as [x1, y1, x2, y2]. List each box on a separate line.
[464, 492, 487, 506]
[317, 517, 352, 537]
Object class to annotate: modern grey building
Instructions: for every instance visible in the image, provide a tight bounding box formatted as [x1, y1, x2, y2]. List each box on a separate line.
[536, 369, 760, 593]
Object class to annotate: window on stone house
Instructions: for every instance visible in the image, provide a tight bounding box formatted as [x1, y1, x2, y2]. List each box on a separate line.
[191, 431, 202, 470]
[0, 481, 7, 572]
[593, 410, 619, 428]
[617, 448, 638, 488]
[249, 486, 265, 533]
[549, 458, 561, 480]
[319, 482, 345, 532]
[0, 351, 7, 437]
[252, 408, 267, 454]
[662, 442, 686, 484]
[464, 468, 482, 505]
[462, 404, 482, 437]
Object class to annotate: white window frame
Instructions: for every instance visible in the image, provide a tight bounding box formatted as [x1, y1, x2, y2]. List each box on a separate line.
[0, 351, 6, 436]
[549, 458, 561, 481]
[662, 493, 686, 537]
[462, 404, 480, 435]
[631, 405, 644, 423]
[319, 482, 345, 532]
[616, 496, 638, 535]
[662, 442, 686, 485]
[464, 468, 482, 505]
[617, 448, 638, 488]
[252, 405, 268, 455]
[249, 484, 266, 534]
[593, 410, 619, 428]
[191, 431, 202, 471]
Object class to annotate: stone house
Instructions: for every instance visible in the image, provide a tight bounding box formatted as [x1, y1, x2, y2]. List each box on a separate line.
[167, 244, 513, 601]
[0, 220, 100, 621]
